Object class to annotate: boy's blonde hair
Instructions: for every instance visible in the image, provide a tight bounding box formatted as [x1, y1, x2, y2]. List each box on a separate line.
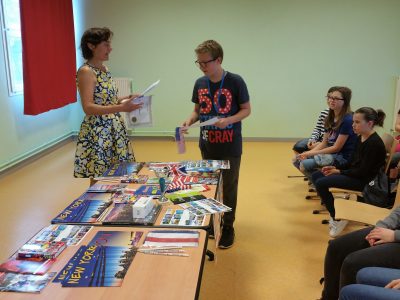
[195, 40, 224, 62]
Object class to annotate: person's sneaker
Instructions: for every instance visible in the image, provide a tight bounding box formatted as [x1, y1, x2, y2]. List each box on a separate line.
[218, 226, 235, 249]
[329, 220, 349, 238]
[328, 218, 334, 229]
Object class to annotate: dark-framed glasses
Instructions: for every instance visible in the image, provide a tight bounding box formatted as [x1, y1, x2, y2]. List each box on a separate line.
[195, 58, 217, 68]
[326, 95, 344, 101]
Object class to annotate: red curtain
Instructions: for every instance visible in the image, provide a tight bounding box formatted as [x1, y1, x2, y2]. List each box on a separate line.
[20, 0, 76, 115]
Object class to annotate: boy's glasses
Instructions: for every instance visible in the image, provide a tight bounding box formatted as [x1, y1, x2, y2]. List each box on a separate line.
[195, 58, 217, 68]
[326, 95, 344, 101]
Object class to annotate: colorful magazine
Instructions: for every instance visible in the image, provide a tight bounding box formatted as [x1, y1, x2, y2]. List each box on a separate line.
[121, 174, 149, 184]
[31, 225, 92, 246]
[143, 230, 199, 247]
[78, 192, 113, 201]
[111, 189, 136, 204]
[178, 198, 231, 216]
[59, 244, 136, 287]
[51, 199, 111, 224]
[0, 257, 55, 275]
[17, 241, 66, 260]
[53, 246, 85, 283]
[135, 185, 161, 196]
[184, 160, 230, 172]
[102, 203, 161, 225]
[101, 162, 144, 177]
[166, 191, 206, 205]
[0, 271, 56, 293]
[88, 231, 143, 247]
[160, 208, 205, 226]
[86, 183, 127, 193]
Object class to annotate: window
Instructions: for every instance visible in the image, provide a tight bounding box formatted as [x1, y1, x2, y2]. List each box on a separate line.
[1, 0, 23, 95]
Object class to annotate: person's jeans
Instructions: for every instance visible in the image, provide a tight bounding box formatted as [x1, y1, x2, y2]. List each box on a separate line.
[312, 171, 365, 218]
[299, 154, 349, 180]
[322, 227, 400, 300]
[201, 151, 241, 228]
[357, 267, 400, 287]
[292, 138, 309, 153]
[339, 267, 400, 300]
[340, 284, 400, 300]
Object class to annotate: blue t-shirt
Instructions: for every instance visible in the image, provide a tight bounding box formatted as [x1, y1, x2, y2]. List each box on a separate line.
[326, 113, 356, 159]
[191, 72, 249, 157]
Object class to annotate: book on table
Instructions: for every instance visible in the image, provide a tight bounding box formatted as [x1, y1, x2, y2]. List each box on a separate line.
[178, 198, 232, 216]
[0, 256, 55, 275]
[54, 230, 143, 287]
[102, 203, 161, 226]
[0, 271, 56, 293]
[51, 198, 112, 224]
[17, 241, 67, 260]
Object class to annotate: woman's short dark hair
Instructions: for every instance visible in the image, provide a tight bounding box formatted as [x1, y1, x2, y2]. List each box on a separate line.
[355, 107, 386, 127]
[80, 27, 113, 60]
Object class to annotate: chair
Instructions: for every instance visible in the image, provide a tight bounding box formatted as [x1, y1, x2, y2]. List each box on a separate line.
[334, 182, 400, 225]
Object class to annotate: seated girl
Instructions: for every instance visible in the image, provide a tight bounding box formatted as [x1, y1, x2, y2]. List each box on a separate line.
[320, 204, 400, 300]
[312, 107, 387, 238]
[296, 86, 357, 179]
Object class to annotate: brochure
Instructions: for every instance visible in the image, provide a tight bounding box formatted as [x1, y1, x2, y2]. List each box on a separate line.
[0, 271, 56, 293]
[178, 198, 231, 216]
[143, 230, 199, 247]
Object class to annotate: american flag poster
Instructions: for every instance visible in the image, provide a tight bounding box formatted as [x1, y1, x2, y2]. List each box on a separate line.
[143, 230, 199, 247]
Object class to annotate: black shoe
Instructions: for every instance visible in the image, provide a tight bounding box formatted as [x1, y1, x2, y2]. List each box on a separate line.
[218, 226, 235, 249]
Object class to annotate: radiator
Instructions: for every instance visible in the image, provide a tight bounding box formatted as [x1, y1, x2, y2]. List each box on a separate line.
[113, 77, 174, 138]
[114, 77, 132, 98]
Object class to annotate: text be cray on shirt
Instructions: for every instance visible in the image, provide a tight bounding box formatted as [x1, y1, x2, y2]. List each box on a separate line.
[191, 71, 250, 157]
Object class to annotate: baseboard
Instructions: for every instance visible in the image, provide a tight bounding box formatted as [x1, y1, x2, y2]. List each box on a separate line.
[0, 133, 298, 177]
[0, 132, 76, 176]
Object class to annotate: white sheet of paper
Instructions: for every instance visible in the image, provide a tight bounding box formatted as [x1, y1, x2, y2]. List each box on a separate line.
[127, 95, 153, 127]
[184, 117, 219, 129]
[140, 79, 160, 96]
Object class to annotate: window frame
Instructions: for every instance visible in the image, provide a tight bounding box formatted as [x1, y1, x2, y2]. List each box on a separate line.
[0, 0, 23, 96]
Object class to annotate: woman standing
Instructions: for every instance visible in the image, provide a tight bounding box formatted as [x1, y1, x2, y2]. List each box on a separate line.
[312, 107, 387, 237]
[74, 27, 142, 184]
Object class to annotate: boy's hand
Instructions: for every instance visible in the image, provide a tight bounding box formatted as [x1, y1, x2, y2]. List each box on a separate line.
[181, 119, 192, 134]
[214, 118, 230, 129]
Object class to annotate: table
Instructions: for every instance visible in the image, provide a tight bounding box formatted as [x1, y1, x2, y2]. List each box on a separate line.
[0, 227, 208, 300]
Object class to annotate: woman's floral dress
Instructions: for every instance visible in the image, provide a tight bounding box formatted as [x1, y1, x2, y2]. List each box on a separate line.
[74, 63, 135, 178]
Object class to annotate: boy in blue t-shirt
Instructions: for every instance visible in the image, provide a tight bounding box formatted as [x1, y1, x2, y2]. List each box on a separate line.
[183, 40, 251, 249]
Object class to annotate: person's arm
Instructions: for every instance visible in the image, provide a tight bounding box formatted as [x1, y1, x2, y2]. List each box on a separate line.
[395, 113, 400, 132]
[299, 133, 348, 159]
[309, 109, 328, 142]
[78, 66, 142, 115]
[214, 102, 251, 129]
[182, 103, 200, 127]
[375, 206, 400, 233]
